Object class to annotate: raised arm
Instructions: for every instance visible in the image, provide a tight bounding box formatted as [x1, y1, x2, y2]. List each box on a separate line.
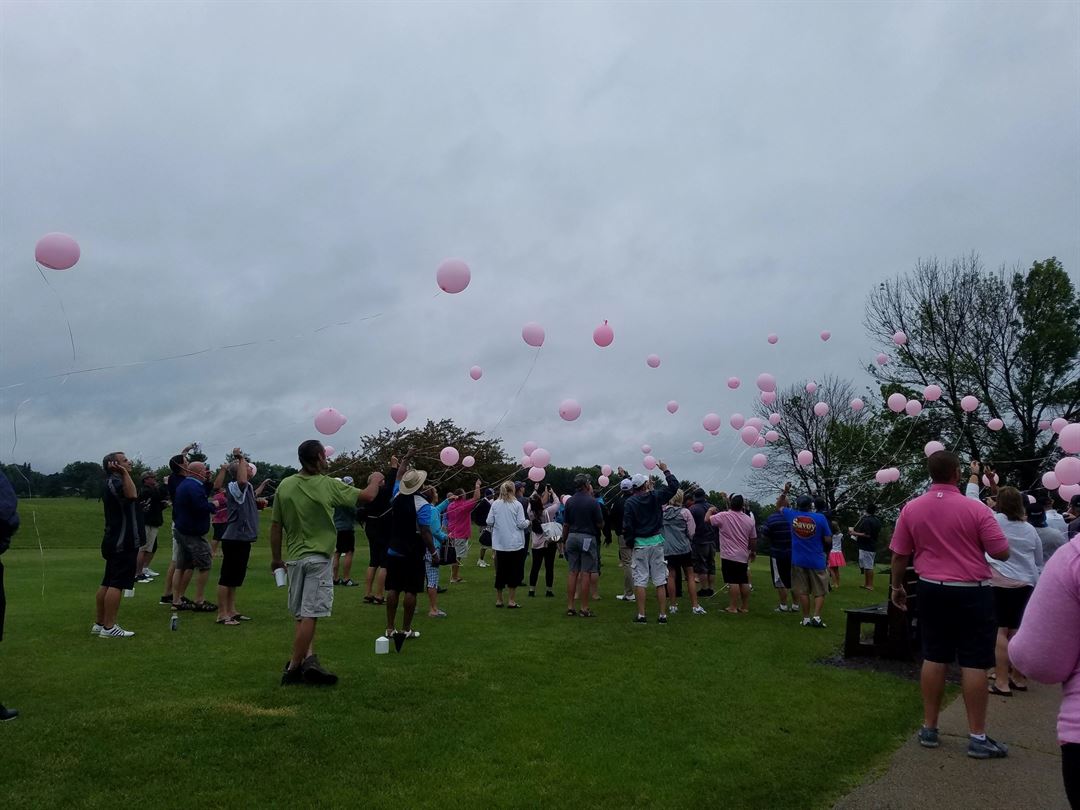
[776, 482, 791, 509]
[234, 449, 249, 487]
[472, 478, 482, 501]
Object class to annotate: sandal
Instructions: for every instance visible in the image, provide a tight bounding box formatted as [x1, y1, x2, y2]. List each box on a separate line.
[988, 684, 1012, 697]
[362, 596, 376, 604]
[218, 618, 240, 626]
[1008, 679, 1028, 692]
[507, 603, 522, 609]
[495, 603, 504, 608]
[566, 609, 577, 617]
[192, 601, 217, 613]
[372, 597, 385, 605]
[231, 614, 252, 622]
[580, 609, 595, 618]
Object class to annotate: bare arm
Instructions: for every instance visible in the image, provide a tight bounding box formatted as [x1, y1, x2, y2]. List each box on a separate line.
[254, 479, 270, 496]
[118, 467, 137, 499]
[472, 478, 482, 501]
[776, 482, 791, 509]
[213, 464, 228, 492]
[235, 449, 248, 487]
[889, 551, 912, 610]
[356, 479, 380, 504]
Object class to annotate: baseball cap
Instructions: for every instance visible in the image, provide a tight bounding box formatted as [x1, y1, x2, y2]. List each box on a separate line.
[796, 494, 813, 510]
[483, 487, 494, 498]
[342, 476, 354, 486]
[631, 473, 648, 488]
[619, 479, 633, 492]
[514, 480, 525, 490]
[1024, 493, 1047, 527]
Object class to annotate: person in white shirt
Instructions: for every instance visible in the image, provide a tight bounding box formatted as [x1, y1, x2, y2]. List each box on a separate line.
[485, 481, 530, 609]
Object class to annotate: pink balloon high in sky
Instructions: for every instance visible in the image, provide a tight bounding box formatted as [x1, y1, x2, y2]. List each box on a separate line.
[522, 322, 545, 347]
[390, 403, 408, 424]
[435, 259, 471, 294]
[559, 399, 581, 421]
[593, 320, 614, 348]
[646, 354, 661, 368]
[35, 232, 81, 270]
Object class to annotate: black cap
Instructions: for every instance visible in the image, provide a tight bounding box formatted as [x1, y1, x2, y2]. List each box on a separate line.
[796, 494, 813, 510]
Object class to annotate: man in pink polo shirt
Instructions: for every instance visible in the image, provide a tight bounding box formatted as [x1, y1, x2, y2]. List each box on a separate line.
[889, 451, 1010, 759]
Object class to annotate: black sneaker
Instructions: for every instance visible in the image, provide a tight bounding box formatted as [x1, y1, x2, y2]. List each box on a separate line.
[159, 595, 173, 605]
[301, 655, 338, 686]
[436, 587, 447, 594]
[340, 579, 358, 587]
[0, 705, 18, 721]
[633, 615, 647, 624]
[545, 590, 555, 597]
[657, 615, 668, 625]
[280, 663, 304, 686]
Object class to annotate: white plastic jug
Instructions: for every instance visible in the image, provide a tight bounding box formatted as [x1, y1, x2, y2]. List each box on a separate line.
[375, 635, 389, 655]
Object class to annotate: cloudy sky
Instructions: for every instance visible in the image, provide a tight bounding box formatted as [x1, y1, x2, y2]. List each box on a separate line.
[1, 1, 1077, 493]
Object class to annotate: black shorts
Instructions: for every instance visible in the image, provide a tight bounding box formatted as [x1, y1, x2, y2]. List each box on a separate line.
[918, 581, 996, 669]
[212, 523, 227, 541]
[721, 558, 749, 585]
[367, 535, 386, 568]
[336, 529, 356, 555]
[770, 554, 792, 589]
[101, 549, 138, 590]
[692, 543, 715, 575]
[218, 540, 252, 587]
[665, 552, 692, 570]
[384, 554, 424, 595]
[993, 585, 1033, 630]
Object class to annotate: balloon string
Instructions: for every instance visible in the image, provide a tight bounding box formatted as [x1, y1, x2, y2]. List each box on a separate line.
[489, 345, 542, 434]
[34, 262, 76, 364]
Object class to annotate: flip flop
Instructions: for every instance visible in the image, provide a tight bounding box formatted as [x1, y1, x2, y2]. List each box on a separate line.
[724, 607, 741, 614]
[988, 684, 1012, 697]
[362, 596, 376, 604]
[507, 603, 522, 609]
[579, 609, 595, 618]
[1008, 679, 1028, 692]
[495, 603, 504, 608]
[217, 617, 240, 626]
[231, 614, 252, 622]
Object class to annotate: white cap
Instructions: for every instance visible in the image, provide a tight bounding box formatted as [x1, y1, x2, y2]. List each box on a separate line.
[631, 474, 648, 488]
[619, 479, 633, 491]
[342, 476, 354, 485]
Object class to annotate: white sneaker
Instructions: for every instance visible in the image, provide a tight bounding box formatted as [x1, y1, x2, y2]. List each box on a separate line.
[775, 605, 789, 613]
[615, 594, 633, 601]
[91, 623, 103, 635]
[668, 604, 679, 614]
[144, 568, 160, 578]
[692, 605, 707, 615]
[99, 624, 135, 638]
[477, 560, 489, 568]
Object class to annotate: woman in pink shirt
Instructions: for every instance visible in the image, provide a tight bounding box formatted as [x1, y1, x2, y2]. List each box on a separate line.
[1009, 534, 1080, 807]
[445, 479, 481, 584]
[711, 494, 757, 614]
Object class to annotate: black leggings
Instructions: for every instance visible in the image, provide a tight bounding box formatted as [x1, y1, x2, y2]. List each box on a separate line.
[1065, 743, 1079, 809]
[529, 544, 557, 589]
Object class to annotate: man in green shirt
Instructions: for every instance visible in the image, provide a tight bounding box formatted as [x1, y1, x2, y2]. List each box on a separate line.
[271, 440, 379, 686]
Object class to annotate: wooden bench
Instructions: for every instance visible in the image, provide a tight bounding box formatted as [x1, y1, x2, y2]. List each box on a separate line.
[843, 603, 892, 658]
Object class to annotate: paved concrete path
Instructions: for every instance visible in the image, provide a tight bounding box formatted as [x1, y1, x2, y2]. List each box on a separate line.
[834, 681, 1068, 809]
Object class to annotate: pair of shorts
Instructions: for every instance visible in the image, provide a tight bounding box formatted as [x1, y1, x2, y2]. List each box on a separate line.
[692, 542, 715, 575]
[771, 554, 792, 589]
[212, 522, 227, 541]
[494, 547, 528, 590]
[218, 540, 252, 587]
[141, 525, 159, 554]
[170, 523, 179, 563]
[632, 544, 668, 588]
[367, 536, 386, 568]
[791, 565, 829, 598]
[452, 537, 469, 561]
[335, 529, 355, 555]
[286, 555, 334, 619]
[101, 549, 139, 590]
[424, 552, 440, 589]
[918, 580, 996, 668]
[721, 558, 749, 585]
[564, 533, 599, 574]
[858, 549, 875, 571]
[174, 530, 212, 572]
[665, 552, 692, 570]
[384, 553, 425, 595]
[993, 585, 1033, 630]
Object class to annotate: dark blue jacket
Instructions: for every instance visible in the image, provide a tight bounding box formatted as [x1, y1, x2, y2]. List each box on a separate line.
[0, 469, 19, 553]
[174, 477, 213, 536]
[622, 471, 679, 545]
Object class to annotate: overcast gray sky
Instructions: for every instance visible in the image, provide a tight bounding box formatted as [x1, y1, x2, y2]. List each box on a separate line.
[1, 1, 1077, 492]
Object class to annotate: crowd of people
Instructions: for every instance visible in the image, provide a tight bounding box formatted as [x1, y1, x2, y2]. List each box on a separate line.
[0, 440, 1078, 803]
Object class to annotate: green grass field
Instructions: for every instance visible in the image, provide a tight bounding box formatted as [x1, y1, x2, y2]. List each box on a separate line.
[2, 498, 924, 809]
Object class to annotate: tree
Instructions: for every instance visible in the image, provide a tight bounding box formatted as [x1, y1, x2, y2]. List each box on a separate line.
[865, 255, 1079, 489]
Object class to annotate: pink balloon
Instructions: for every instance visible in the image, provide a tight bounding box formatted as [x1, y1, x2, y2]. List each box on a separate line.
[767, 334, 778, 345]
[876, 353, 889, 366]
[440, 447, 460, 466]
[703, 413, 722, 432]
[905, 400, 922, 417]
[730, 413, 745, 430]
[887, 467, 901, 482]
[436, 259, 471, 294]
[727, 377, 741, 390]
[559, 399, 581, 421]
[666, 400, 679, 414]
[709, 428, 720, 436]
[646, 354, 661, 368]
[820, 331, 831, 342]
[960, 395, 979, 413]
[764, 430, 779, 442]
[643, 455, 657, 470]
[462, 455, 475, 468]
[528, 466, 546, 482]
[887, 393, 907, 413]
[751, 453, 767, 468]
[601, 464, 612, 477]
[248, 463, 258, 477]
[390, 403, 408, 424]
[1060, 423, 1080, 454]
[1059, 483, 1080, 501]
[797, 450, 813, 467]
[469, 366, 483, 381]
[987, 418, 1004, 431]
[761, 391, 777, 406]
[923, 385, 942, 402]
[892, 331, 908, 345]
[754, 436, 766, 447]
[522, 322, 545, 347]
[850, 398, 865, 411]
[1039, 420, 1052, 431]
[875, 470, 889, 484]
[593, 320, 614, 348]
[813, 402, 830, 417]
[520, 455, 533, 468]
[746, 417, 765, 430]
[691, 442, 704, 453]
[1042, 471, 1059, 490]
[740, 425, 758, 446]
[1052, 417, 1069, 433]
[1055, 456, 1080, 487]
[314, 407, 347, 435]
[769, 413, 781, 426]
[756, 373, 776, 393]
[597, 475, 610, 487]
[924, 440, 945, 457]
[530, 448, 551, 468]
[323, 446, 335, 458]
[805, 382, 818, 395]
[523, 441, 538, 455]
[641, 444, 652, 455]
[35, 232, 80, 270]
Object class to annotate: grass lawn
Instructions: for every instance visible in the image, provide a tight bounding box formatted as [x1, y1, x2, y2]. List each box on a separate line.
[2, 498, 924, 809]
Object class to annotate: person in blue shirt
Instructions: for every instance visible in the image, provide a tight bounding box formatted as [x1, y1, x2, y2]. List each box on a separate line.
[426, 488, 449, 618]
[775, 483, 832, 628]
[171, 461, 217, 613]
[764, 509, 795, 613]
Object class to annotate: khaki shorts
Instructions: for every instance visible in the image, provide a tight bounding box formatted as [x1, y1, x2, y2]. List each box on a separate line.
[632, 544, 668, 588]
[791, 565, 829, 598]
[141, 525, 159, 554]
[287, 555, 334, 619]
[452, 538, 470, 561]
